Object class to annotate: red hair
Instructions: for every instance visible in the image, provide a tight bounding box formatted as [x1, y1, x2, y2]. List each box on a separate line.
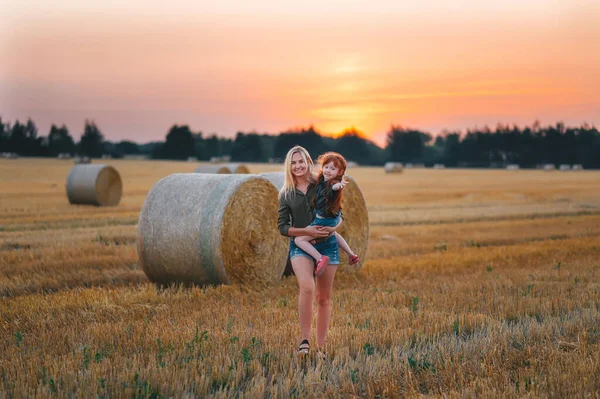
[316, 152, 347, 215]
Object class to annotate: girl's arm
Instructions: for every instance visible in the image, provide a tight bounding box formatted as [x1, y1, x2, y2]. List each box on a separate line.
[331, 176, 347, 191]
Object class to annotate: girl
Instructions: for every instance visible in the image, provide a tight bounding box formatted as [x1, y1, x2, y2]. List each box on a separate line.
[294, 151, 360, 277]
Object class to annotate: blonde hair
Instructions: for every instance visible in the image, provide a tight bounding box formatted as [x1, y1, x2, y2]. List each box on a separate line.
[281, 145, 315, 200]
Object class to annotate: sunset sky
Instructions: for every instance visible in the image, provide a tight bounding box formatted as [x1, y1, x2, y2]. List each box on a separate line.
[1, 0, 599, 146]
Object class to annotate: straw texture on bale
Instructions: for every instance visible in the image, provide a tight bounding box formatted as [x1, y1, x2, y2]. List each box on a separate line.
[194, 163, 250, 174]
[137, 173, 287, 286]
[261, 172, 369, 275]
[384, 162, 404, 173]
[66, 164, 122, 206]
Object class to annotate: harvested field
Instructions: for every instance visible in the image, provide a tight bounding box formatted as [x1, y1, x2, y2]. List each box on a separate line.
[1, 158, 599, 397]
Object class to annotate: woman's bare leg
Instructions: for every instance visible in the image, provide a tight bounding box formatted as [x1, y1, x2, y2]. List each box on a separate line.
[315, 265, 338, 349]
[292, 256, 316, 343]
[334, 232, 355, 256]
[294, 235, 323, 261]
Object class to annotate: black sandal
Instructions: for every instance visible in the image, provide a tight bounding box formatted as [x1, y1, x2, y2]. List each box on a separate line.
[298, 339, 309, 355]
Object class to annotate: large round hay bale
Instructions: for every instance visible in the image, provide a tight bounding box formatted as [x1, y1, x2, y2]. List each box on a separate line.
[384, 162, 404, 173]
[261, 172, 369, 275]
[137, 174, 287, 286]
[66, 164, 122, 206]
[194, 163, 250, 174]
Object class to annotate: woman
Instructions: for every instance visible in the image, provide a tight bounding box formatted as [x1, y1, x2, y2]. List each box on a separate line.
[277, 145, 342, 355]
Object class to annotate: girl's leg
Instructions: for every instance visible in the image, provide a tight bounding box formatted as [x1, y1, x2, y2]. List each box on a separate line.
[294, 235, 323, 261]
[334, 232, 355, 257]
[292, 256, 316, 343]
[315, 264, 338, 349]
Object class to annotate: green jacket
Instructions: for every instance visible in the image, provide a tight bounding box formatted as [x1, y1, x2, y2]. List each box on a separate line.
[277, 184, 317, 237]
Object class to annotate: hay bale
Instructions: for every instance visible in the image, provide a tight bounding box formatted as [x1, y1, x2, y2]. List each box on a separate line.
[137, 174, 287, 286]
[229, 163, 250, 173]
[66, 164, 122, 206]
[195, 163, 250, 174]
[74, 156, 91, 164]
[261, 172, 369, 275]
[543, 164, 555, 171]
[506, 164, 520, 171]
[572, 164, 583, 171]
[384, 162, 404, 173]
[433, 163, 445, 169]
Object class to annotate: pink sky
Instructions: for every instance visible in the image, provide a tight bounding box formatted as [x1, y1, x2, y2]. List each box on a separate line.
[1, 0, 599, 147]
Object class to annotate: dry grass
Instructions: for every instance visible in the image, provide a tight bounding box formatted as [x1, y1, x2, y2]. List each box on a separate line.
[1, 159, 599, 398]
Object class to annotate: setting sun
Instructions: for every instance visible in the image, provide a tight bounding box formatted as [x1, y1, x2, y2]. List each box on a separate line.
[1, 0, 598, 145]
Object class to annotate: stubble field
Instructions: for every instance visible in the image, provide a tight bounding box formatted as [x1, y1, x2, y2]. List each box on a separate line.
[1, 158, 599, 398]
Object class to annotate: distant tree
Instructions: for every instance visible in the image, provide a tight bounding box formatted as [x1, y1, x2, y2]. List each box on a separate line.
[115, 140, 140, 156]
[204, 134, 221, 159]
[219, 137, 234, 156]
[48, 124, 75, 156]
[442, 132, 461, 166]
[231, 132, 264, 162]
[78, 120, 105, 157]
[0, 117, 8, 151]
[333, 127, 372, 165]
[386, 125, 432, 163]
[576, 125, 600, 168]
[7, 120, 27, 155]
[156, 125, 195, 160]
[259, 134, 277, 161]
[193, 132, 204, 160]
[5, 118, 41, 156]
[273, 126, 328, 160]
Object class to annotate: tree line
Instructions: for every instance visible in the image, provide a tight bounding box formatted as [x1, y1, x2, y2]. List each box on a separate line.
[1, 116, 599, 168]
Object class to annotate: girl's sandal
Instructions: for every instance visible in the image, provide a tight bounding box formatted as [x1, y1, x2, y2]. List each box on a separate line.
[298, 339, 309, 355]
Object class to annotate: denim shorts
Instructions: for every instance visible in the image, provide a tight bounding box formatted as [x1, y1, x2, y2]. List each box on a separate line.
[289, 215, 341, 265]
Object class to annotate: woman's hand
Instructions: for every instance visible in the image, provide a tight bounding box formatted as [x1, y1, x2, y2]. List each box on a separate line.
[305, 226, 330, 238]
[318, 225, 337, 235]
[319, 216, 343, 235]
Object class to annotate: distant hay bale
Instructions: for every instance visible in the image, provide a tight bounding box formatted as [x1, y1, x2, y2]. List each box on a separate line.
[506, 164, 520, 171]
[543, 164, 555, 171]
[384, 162, 404, 173]
[74, 156, 91, 164]
[66, 164, 122, 206]
[261, 172, 369, 275]
[230, 163, 250, 173]
[137, 174, 287, 286]
[433, 163, 446, 169]
[347, 161, 358, 168]
[572, 164, 584, 171]
[195, 163, 250, 174]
